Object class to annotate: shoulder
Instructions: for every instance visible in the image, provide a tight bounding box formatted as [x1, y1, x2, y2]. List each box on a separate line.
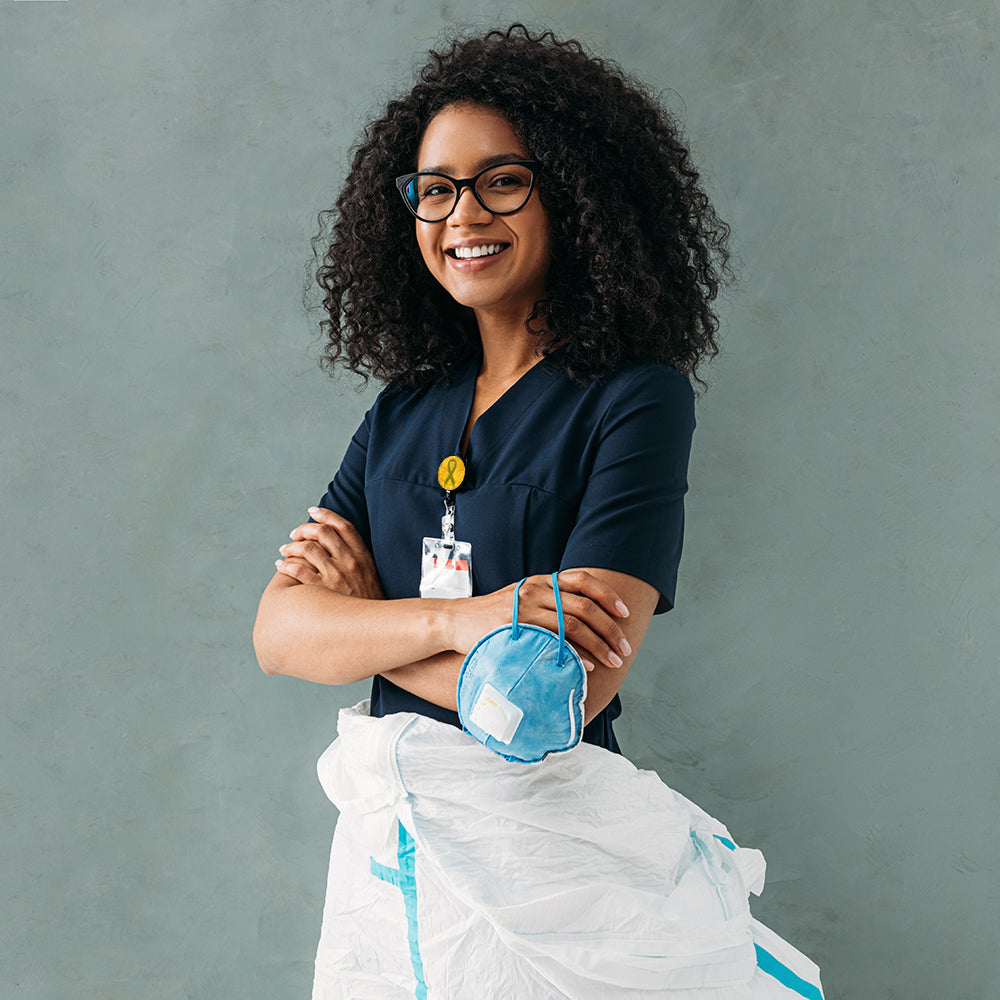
[600, 362, 693, 397]
[363, 372, 456, 423]
[371, 360, 474, 413]
[580, 363, 695, 431]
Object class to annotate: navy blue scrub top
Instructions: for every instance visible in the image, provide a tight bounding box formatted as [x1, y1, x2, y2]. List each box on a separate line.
[317, 352, 695, 754]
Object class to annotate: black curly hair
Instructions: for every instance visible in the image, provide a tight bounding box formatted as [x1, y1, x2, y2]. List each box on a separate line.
[309, 24, 732, 388]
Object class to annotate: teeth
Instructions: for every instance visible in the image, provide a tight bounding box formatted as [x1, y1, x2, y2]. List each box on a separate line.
[452, 244, 505, 259]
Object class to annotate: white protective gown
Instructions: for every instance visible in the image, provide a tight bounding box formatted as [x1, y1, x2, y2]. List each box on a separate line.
[311, 702, 825, 1000]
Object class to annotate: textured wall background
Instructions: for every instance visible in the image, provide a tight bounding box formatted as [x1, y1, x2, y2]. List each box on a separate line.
[3, 1, 998, 997]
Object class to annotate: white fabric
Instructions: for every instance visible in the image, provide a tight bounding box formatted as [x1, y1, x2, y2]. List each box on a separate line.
[311, 702, 824, 1000]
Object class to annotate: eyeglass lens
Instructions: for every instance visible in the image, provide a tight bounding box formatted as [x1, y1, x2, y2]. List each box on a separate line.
[403, 163, 534, 221]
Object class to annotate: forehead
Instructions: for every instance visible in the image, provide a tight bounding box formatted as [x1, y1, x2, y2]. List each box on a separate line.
[416, 103, 528, 173]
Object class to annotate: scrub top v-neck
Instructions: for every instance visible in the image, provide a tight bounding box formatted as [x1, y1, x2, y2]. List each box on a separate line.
[317, 351, 696, 754]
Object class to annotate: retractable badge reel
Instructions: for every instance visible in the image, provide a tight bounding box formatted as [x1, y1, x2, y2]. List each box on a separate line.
[457, 572, 588, 764]
[419, 455, 473, 599]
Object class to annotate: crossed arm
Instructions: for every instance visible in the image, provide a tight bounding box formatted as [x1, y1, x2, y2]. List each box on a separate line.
[252, 508, 658, 724]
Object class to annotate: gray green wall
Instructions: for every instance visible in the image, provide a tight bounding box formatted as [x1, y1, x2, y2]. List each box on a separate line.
[3, 1, 998, 997]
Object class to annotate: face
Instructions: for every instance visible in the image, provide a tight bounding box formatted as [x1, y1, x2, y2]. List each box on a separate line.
[413, 103, 550, 325]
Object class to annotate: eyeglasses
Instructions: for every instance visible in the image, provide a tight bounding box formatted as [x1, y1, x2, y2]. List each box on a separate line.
[395, 159, 541, 223]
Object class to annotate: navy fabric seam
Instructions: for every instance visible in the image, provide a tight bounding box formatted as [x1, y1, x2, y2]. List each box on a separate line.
[366, 474, 577, 506]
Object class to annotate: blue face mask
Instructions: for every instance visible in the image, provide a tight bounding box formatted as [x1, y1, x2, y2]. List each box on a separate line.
[457, 572, 587, 763]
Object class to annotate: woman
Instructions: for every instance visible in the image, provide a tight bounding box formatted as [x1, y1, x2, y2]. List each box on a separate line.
[254, 25, 824, 1000]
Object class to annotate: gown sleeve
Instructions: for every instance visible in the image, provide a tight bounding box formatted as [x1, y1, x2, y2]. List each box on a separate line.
[314, 407, 373, 551]
[558, 366, 696, 614]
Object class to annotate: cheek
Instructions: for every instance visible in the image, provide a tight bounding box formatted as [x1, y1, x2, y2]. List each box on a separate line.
[526, 217, 551, 276]
[415, 224, 440, 271]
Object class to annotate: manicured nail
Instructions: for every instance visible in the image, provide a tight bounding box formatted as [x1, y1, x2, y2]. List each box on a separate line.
[615, 600, 629, 617]
[583, 659, 595, 672]
[275, 559, 284, 569]
[618, 638, 632, 657]
[608, 651, 624, 668]
[279, 544, 288, 554]
[308, 506, 320, 515]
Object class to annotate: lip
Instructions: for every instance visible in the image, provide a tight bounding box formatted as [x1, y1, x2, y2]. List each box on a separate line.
[443, 239, 512, 272]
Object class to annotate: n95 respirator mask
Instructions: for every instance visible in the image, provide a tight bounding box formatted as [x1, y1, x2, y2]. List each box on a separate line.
[457, 572, 587, 764]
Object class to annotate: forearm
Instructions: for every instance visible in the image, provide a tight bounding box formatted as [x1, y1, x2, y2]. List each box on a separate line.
[253, 575, 454, 685]
[380, 651, 463, 712]
[384, 568, 657, 723]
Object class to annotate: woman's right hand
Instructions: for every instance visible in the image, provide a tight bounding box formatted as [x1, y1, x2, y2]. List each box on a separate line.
[274, 506, 385, 600]
[444, 569, 632, 673]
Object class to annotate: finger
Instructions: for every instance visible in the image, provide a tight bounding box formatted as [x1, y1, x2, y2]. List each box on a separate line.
[275, 557, 320, 585]
[519, 580, 626, 670]
[292, 518, 373, 567]
[559, 609, 626, 670]
[279, 539, 336, 571]
[559, 592, 632, 662]
[306, 507, 372, 558]
[289, 523, 363, 568]
[555, 568, 630, 618]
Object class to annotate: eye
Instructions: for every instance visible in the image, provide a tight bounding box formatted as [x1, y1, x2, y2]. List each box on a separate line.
[488, 173, 527, 189]
[416, 176, 457, 202]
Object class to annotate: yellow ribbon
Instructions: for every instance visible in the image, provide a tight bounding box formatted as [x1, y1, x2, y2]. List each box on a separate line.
[438, 455, 466, 490]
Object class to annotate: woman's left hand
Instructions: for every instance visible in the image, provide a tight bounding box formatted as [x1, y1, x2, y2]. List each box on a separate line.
[275, 506, 385, 599]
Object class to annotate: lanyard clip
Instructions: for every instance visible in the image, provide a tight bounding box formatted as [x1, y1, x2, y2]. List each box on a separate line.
[441, 491, 456, 543]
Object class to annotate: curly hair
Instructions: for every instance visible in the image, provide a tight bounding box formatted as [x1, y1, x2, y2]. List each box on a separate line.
[309, 24, 732, 388]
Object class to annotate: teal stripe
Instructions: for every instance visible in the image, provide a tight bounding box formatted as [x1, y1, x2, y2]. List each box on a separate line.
[369, 820, 428, 1000]
[710, 836, 822, 998]
[755, 944, 823, 1000]
[369, 858, 405, 888]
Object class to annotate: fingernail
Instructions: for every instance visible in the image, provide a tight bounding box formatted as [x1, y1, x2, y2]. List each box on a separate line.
[275, 559, 284, 569]
[618, 638, 632, 657]
[279, 544, 288, 554]
[615, 600, 629, 617]
[583, 659, 595, 672]
[308, 506, 320, 515]
[608, 652, 624, 668]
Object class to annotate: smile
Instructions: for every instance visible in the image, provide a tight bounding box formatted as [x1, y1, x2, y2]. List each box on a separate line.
[446, 243, 510, 259]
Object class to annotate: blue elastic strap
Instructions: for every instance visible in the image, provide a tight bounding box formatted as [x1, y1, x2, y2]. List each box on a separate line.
[369, 820, 428, 1000]
[510, 577, 527, 640]
[550, 571, 566, 656]
[509, 574, 566, 654]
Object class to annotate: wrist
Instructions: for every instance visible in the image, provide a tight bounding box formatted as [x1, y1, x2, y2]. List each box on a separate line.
[423, 598, 460, 653]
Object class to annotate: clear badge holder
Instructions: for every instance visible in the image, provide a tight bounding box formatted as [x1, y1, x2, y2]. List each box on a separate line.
[420, 494, 472, 599]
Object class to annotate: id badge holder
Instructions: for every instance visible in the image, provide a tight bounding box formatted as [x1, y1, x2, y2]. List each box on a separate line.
[420, 457, 473, 599]
[420, 535, 472, 598]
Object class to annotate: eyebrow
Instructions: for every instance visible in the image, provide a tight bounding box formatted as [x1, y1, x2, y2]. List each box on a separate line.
[417, 152, 528, 175]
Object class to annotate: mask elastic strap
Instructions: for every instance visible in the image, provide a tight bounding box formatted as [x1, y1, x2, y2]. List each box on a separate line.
[551, 571, 566, 658]
[512, 575, 566, 657]
[511, 577, 529, 640]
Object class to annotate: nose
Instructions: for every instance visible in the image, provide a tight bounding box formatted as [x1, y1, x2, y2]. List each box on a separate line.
[449, 185, 493, 226]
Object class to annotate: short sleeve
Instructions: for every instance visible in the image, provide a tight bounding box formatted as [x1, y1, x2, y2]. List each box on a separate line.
[558, 367, 695, 614]
[314, 408, 373, 550]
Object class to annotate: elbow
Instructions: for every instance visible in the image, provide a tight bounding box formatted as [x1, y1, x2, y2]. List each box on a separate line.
[252, 614, 284, 677]
[257, 655, 281, 677]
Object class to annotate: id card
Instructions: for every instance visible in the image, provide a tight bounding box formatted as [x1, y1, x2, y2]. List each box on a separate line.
[420, 537, 473, 599]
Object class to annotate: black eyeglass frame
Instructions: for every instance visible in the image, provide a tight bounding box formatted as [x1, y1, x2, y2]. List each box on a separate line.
[395, 159, 542, 222]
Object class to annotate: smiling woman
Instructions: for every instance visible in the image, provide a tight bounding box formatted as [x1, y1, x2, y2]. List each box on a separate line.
[412, 104, 551, 338]
[254, 23, 825, 1000]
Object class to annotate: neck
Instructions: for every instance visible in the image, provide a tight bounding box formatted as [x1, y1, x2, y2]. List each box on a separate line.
[473, 308, 545, 384]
